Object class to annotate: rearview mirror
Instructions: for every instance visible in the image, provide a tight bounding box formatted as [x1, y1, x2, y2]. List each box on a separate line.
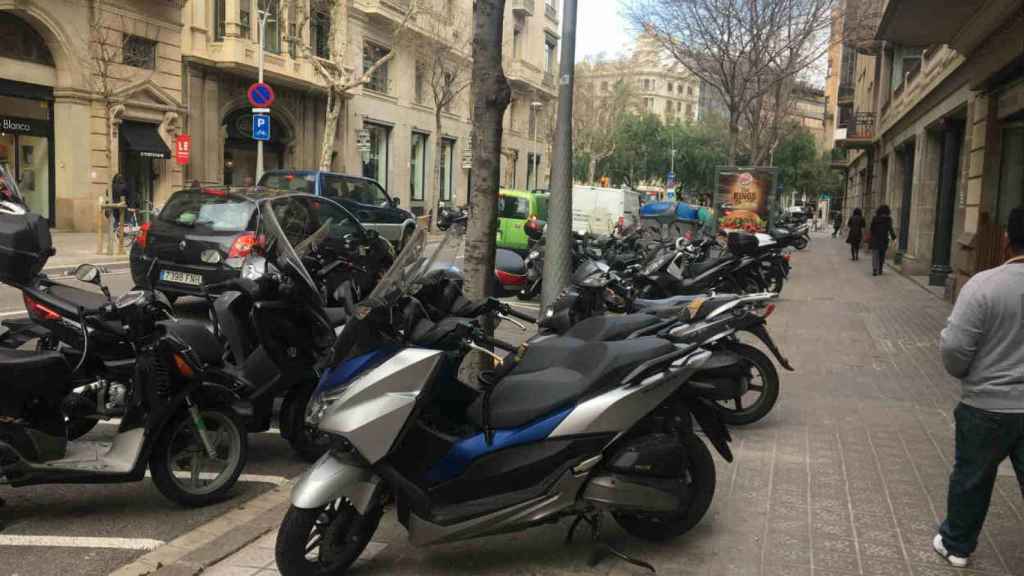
[74, 264, 102, 286]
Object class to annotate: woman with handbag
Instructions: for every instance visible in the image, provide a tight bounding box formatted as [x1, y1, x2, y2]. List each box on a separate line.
[869, 205, 897, 275]
[846, 208, 866, 261]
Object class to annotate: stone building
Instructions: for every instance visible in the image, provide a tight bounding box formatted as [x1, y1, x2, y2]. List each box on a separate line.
[831, 0, 1024, 298]
[0, 0, 185, 232]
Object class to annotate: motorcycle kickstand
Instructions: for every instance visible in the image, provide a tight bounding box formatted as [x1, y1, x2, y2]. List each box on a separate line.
[565, 511, 656, 574]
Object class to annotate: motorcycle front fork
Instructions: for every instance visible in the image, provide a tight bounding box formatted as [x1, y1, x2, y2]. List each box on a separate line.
[186, 396, 218, 458]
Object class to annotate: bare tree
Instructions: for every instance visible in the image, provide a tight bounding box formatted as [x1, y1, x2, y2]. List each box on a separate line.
[295, 0, 416, 171]
[413, 0, 472, 221]
[464, 0, 511, 315]
[625, 0, 837, 165]
[574, 59, 636, 184]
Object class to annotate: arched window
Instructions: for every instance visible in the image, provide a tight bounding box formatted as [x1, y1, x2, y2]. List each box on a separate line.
[0, 13, 55, 66]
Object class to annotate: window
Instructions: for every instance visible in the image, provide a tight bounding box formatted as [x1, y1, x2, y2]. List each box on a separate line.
[667, 82, 673, 93]
[499, 195, 530, 219]
[214, 0, 226, 41]
[312, 8, 331, 58]
[363, 42, 391, 93]
[160, 190, 256, 232]
[997, 123, 1024, 227]
[258, 0, 280, 53]
[642, 78, 651, 91]
[122, 35, 157, 70]
[410, 132, 427, 202]
[440, 138, 455, 202]
[687, 85, 694, 96]
[677, 84, 682, 95]
[508, 99, 519, 132]
[686, 103, 694, 118]
[414, 63, 427, 104]
[269, 195, 361, 247]
[361, 123, 391, 191]
[513, 16, 524, 59]
[677, 101, 682, 112]
[239, 0, 251, 39]
[528, 104, 538, 139]
[665, 100, 673, 114]
[643, 97, 654, 112]
[526, 153, 542, 190]
[544, 36, 557, 73]
[324, 175, 391, 207]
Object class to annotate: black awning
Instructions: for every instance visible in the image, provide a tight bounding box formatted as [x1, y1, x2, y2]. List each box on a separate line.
[121, 121, 171, 159]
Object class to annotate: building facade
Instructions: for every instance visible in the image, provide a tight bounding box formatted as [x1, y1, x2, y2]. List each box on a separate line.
[832, 0, 1024, 298]
[0, 0, 185, 232]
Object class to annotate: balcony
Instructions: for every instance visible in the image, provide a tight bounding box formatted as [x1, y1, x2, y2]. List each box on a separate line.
[353, 0, 412, 23]
[835, 112, 876, 149]
[510, 0, 535, 17]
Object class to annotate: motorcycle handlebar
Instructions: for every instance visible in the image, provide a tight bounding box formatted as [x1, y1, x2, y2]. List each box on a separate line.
[502, 305, 536, 324]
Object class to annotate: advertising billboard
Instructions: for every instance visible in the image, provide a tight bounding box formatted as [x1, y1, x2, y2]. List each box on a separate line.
[716, 167, 778, 232]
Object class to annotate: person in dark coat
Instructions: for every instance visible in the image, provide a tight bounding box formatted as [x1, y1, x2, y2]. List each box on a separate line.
[846, 208, 866, 261]
[869, 205, 897, 276]
[832, 211, 842, 238]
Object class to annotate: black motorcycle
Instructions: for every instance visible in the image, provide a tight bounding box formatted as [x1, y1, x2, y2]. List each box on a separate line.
[628, 232, 766, 299]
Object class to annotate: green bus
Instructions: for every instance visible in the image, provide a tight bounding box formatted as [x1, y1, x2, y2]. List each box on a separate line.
[496, 189, 548, 252]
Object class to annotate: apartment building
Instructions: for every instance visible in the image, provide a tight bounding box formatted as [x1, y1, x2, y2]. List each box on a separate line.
[577, 35, 701, 125]
[0, 0, 185, 231]
[831, 0, 1024, 298]
[184, 0, 560, 214]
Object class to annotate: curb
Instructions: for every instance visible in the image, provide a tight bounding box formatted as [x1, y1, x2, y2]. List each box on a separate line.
[110, 480, 295, 576]
[43, 260, 131, 277]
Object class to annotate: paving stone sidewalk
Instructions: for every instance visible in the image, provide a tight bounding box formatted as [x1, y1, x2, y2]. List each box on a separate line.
[201, 235, 1024, 576]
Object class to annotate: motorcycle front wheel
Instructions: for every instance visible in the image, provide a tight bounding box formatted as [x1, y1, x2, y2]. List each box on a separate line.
[276, 497, 384, 576]
[794, 236, 809, 250]
[613, 434, 716, 541]
[149, 407, 247, 507]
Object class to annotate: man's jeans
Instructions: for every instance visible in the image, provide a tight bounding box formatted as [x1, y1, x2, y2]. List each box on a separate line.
[939, 403, 1024, 557]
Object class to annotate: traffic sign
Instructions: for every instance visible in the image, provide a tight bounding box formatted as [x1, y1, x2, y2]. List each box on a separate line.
[247, 82, 276, 108]
[174, 134, 191, 165]
[252, 114, 271, 141]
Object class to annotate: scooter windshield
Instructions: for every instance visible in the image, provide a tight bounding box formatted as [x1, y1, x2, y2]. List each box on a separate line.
[259, 194, 326, 310]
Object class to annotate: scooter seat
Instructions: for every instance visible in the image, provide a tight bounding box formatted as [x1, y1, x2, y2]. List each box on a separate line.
[467, 336, 675, 429]
[43, 284, 108, 312]
[0, 347, 69, 400]
[633, 294, 703, 310]
[564, 314, 663, 341]
[687, 256, 732, 278]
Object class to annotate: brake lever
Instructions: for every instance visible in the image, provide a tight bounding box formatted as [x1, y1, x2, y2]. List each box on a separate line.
[466, 339, 505, 365]
[497, 313, 527, 331]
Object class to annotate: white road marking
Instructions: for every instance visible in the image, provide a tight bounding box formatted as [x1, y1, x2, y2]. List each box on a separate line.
[0, 535, 165, 550]
[0, 310, 27, 318]
[98, 419, 282, 436]
[155, 471, 289, 486]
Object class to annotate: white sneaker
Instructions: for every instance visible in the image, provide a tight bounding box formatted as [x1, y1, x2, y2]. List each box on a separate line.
[933, 534, 969, 568]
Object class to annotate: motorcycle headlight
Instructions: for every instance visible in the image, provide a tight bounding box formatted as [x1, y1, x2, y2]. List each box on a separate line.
[304, 386, 350, 428]
[528, 250, 540, 260]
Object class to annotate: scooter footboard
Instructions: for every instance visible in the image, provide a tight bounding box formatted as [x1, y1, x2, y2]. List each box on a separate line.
[291, 451, 382, 514]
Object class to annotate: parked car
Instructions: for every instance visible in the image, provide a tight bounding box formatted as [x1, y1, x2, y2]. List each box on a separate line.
[129, 186, 393, 301]
[258, 170, 416, 250]
[496, 189, 548, 253]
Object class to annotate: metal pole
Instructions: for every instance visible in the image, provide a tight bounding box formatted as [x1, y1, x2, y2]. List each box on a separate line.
[541, 0, 577, 310]
[256, 7, 268, 183]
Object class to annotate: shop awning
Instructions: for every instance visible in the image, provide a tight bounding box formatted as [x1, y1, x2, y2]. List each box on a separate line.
[121, 122, 171, 159]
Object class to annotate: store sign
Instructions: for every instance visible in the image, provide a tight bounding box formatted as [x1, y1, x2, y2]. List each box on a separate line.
[462, 135, 472, 169]
[0, 116, 48, 137]
[175, 134, 192, 165]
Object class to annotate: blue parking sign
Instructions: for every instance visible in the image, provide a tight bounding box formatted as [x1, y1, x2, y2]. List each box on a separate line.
[252, 114, 271, 141]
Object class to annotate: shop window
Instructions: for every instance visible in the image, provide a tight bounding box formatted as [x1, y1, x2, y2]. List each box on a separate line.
[123, 36, 157, 70]
[997, 123, 1024, 227]
[0, 14, 55, 66]
[410, 132, 427, 202]
[363, 42, 391, 94]
[361, 123, 391, 191]
[440, 138, 455, 201]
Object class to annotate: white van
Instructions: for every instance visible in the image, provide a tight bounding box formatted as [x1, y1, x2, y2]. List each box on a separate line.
[571, 185, 642, 235]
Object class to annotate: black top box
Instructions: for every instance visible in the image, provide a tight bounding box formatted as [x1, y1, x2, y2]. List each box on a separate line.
[727, 230, 759, 257]
[0, 212, 53, 285]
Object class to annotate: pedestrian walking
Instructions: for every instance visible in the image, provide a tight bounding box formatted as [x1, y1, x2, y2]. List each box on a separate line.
[845, 208, 866, 260]
[868, 205, 896, 276]
[934, 207, 1024, 569]
[831, 211, 842, 238]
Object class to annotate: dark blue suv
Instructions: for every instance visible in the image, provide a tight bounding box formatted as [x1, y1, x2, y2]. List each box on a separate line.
[259, 170, 417, 249]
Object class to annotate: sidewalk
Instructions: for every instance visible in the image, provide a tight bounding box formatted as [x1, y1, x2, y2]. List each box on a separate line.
[47, 230, 130, 273]
[160, 236, 1024, 576]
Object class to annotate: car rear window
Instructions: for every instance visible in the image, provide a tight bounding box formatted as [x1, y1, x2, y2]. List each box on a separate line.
[498, 195, 529, 219]
[159, 190, 255, 232]
[260, 172, 317, 194]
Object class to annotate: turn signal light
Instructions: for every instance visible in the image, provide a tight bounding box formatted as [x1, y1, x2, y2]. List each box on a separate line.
[23, 294, 60, 321]
[172, 352, 195, 379]
[135, 223, 150, 249]
[783, 253, 791, 262]
[762, 303, 776, 319]
[228, 232, 257, 258]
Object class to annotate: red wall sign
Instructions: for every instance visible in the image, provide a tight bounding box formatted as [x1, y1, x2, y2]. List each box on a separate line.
[175, 134, 192, 166]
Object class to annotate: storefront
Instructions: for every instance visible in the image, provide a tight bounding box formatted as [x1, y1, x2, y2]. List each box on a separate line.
[119, 120, 172, 210]
[222, 108, 288, 186]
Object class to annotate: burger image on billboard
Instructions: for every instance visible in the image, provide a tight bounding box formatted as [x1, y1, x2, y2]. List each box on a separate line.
[732, 172, 762, 212]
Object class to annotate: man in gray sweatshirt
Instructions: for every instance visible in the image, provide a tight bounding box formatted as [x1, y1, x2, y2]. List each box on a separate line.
[934, 207, 1024, 568]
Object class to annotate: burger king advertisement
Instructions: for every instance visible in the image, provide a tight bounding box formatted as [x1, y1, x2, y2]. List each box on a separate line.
[716, 167, 777, 232]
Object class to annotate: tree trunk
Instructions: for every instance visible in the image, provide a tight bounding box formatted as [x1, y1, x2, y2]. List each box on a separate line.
[727, 112, 740, 166]
[319, 91, 341, 171]
[464, 0, 510, 314]
[432, 109, 444, 222]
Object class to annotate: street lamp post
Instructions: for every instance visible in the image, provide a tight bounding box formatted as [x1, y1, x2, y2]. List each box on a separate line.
[256, 5, 272, 183]
[530, 101, 543, 190]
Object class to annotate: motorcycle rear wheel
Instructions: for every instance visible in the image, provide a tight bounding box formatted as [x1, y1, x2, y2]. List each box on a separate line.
[715, 343, 780, 426]
[275, 497, 383, 576]
[612, 434, 716, 541]
[794, 236, 809, 250]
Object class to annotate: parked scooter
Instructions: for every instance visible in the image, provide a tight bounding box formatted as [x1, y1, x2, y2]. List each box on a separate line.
[275, 212, 733, 575]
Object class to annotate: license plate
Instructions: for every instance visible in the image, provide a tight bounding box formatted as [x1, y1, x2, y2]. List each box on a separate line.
[160, 270, 203, 286]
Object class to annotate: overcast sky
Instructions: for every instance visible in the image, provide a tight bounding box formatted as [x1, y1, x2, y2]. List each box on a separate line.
[574, 0, 636, 62]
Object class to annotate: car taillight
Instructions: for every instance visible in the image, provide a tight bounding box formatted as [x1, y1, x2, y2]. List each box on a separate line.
[135, 222, 150, 249]
[228, 232, 257, 258]
[202, 188, 227, 197]
[762, 303, 776, 319]
[24, 294, 60, 321]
